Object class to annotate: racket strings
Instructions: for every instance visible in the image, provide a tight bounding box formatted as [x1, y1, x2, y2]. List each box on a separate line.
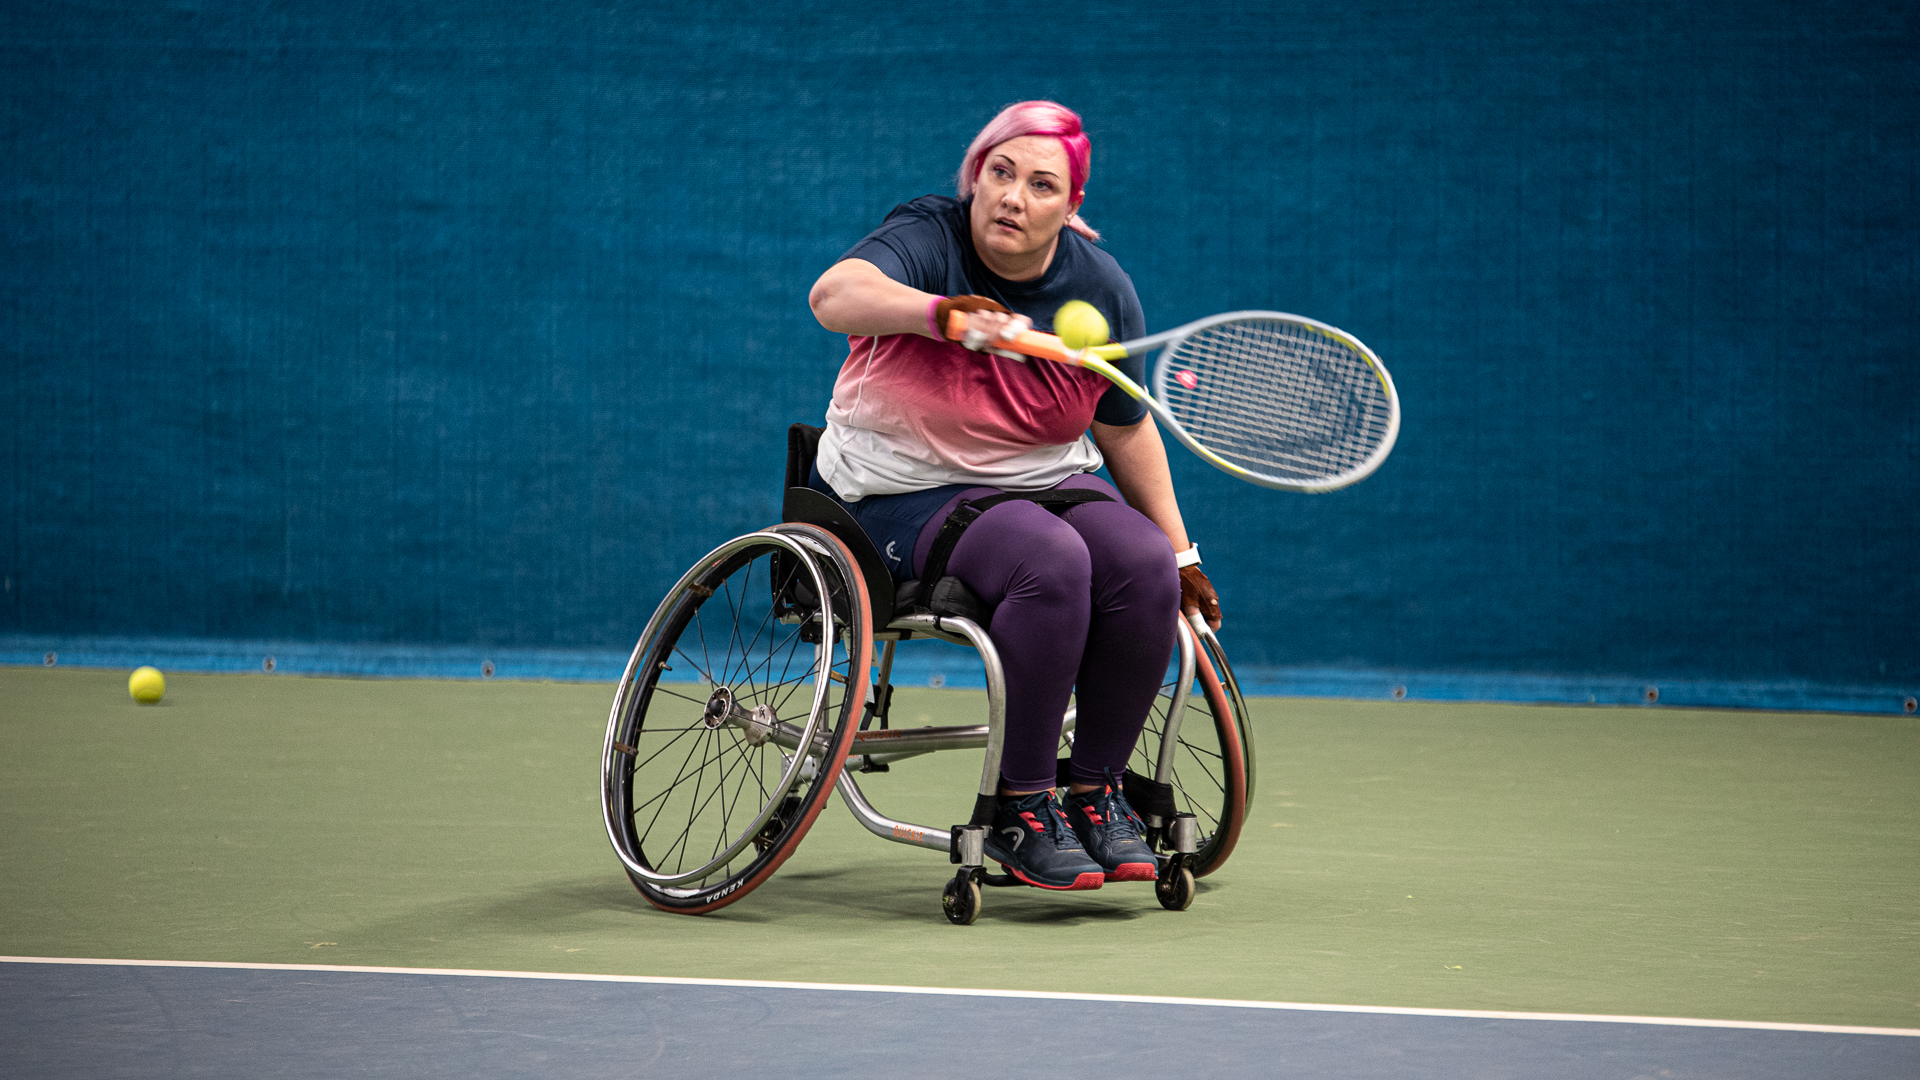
[1161, 320, 1394, 483]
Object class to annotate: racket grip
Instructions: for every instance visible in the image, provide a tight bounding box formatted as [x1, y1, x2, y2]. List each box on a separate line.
[943, 310, 1079, 365]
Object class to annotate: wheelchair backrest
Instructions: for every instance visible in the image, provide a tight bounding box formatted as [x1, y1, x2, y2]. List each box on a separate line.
[782, 423, 897, 627]
[786, 423, 825, 492]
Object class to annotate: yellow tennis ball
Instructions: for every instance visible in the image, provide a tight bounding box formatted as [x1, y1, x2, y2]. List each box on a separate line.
[1053, 300, 1110, 350]
[128, 665, 165, 704]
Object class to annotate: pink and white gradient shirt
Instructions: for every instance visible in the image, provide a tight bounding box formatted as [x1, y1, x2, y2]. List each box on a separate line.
[818, 332, 1115, 500]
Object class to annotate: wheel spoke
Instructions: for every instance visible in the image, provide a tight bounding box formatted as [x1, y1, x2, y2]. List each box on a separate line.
[657, 728, 728, 874]
[768, 649, 825, 722]
[730, 564, 788, 689]
[637, 723, 719, 859]
[666, 644, 715, 690]
[1167, 759, 1222, 832]
[765, 593, 809, 710]
[608, 529, 869, 908]
[1177, 735, 1226, 788]
[625, 715, 707, 777]
[746, 664, 816, 704]
[719, 562, 753, 685]
[668, 733, 762, 871]
[715, 735, 771, 863]
[691, 592, 720, 689]
[650, 682, 713, 709]
[709, 731, 755, 864]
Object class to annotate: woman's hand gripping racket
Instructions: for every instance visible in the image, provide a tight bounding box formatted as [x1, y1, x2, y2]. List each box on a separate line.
[945, 309, 1400, 492]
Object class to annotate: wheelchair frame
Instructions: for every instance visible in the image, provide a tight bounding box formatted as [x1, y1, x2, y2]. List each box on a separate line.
[600, 462, 1255, 924]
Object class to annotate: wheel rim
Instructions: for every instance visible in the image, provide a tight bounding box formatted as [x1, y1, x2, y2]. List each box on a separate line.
[604, 530, 862, 893]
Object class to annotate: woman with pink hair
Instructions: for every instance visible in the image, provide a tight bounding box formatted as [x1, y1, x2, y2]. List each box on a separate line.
[807, 101, 1220, 893]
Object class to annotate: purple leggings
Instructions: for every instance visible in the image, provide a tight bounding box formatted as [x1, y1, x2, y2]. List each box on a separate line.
[911, 475, 1180, 791]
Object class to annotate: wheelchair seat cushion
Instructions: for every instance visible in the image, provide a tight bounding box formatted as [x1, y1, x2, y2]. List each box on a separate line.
[892, 575, 989, 624]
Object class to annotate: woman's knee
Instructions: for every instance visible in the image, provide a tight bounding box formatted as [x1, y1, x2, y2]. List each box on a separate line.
[948, 501, 1091, 602]
[1067, 503, 1180, 610]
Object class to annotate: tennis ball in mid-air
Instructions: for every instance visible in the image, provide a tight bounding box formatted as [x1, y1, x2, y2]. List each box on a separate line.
[1053, 300, 1110, 350]
[128, 665, 165, 704]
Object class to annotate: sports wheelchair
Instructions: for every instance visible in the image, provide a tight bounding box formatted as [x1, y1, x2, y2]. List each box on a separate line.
[600, 425, 1254, 924]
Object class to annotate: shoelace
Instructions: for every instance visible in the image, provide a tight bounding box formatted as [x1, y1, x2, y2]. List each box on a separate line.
[1085, 769, 1145, 842]
[1010, 792, 1082, 850]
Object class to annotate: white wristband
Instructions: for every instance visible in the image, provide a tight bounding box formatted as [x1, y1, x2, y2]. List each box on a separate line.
[1175, 544, 1201, 568]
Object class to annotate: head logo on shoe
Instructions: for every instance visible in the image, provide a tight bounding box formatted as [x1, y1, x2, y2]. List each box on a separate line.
[980, 790, 1106, 891]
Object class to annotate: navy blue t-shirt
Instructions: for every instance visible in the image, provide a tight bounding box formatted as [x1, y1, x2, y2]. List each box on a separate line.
[840, 195, 1149, 427]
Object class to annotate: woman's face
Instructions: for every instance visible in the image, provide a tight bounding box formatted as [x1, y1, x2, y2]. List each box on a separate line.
[968, 135, 1081, 278]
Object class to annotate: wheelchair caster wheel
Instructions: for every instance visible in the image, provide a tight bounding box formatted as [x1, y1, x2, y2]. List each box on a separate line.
[1156, 865, 1195, 911]
[943, 873, 982, 925]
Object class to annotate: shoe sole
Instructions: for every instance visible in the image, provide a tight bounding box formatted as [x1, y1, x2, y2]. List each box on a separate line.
[996, 863, 1105, 891]
[1104, 862, 1157, 882]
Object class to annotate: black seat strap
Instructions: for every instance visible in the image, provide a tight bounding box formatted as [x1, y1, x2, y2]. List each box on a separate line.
[918, 488, 1115, 586]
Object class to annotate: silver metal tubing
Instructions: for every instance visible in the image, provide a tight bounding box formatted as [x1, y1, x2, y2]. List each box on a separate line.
[886, 613, 1008, 801]
[885, 613, 979, 649]
[836, 770, 951, 852]
[873, 638, 896, 698]
[728, 710, 822, 757]
[1171, 812, 1198, 854]
[743, 706, 1003, 766]
[849, 723, 990, 754]
[955, 825, 986, 867]
[1154, 618, 1199, 786]
[844, 718, 997, 769]
[848, 750, 931, 770]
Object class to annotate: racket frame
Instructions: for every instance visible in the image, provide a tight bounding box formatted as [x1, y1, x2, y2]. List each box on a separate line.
[945, 309, 1400, 492]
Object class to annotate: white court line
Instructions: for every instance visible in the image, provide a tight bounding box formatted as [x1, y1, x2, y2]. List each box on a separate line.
[4, 956, 1916, 1038]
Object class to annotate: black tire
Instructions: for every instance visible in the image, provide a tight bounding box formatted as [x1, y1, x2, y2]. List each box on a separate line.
[1126, 619, 1251, 879]
[601, 523, 872, 914]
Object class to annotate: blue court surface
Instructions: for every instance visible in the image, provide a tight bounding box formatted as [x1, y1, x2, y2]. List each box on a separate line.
[4, 959, 1914, 1079]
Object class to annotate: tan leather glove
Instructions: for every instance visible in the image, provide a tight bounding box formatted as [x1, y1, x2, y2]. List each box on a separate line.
[933, 294, 1010, 334]
[1180, 565, 1222, 630]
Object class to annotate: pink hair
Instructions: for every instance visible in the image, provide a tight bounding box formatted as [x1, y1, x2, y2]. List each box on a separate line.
[957, 100, 1101, 243]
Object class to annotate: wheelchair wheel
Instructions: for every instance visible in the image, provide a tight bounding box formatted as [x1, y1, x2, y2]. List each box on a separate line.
[1128, 620, 1252, 879]
[602, 522, 871, 914]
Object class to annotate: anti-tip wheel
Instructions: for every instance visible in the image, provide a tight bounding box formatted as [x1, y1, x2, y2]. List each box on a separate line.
[1156, 865, 1195, 911]
[942, 874, 982, 925]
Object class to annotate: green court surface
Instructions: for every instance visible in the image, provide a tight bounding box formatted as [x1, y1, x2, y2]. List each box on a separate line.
[2, 667, 1915, 1030]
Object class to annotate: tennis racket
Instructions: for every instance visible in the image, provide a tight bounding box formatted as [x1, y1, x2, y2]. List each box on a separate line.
[945, 309, 1399, 492]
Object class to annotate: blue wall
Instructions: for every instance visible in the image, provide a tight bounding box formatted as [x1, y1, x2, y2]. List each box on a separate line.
[4, 2, 1916, 696]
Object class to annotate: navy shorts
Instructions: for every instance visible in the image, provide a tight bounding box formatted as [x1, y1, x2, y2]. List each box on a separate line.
[806, 465, 978, 582]
[805, 466, 1121, 584]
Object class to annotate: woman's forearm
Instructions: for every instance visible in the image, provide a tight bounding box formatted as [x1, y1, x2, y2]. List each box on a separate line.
[1091, 417, 1192, 553]
[808, 259, 941, 338]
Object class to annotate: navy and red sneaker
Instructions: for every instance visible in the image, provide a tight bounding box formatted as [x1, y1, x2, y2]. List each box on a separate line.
[1065, 771, 1159, 882]
[981, 790, 1105, 890]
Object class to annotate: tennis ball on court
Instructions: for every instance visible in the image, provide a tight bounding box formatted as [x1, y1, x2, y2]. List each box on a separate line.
[1053, 300, 1110, 350]
[128, 665, 165, 704]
